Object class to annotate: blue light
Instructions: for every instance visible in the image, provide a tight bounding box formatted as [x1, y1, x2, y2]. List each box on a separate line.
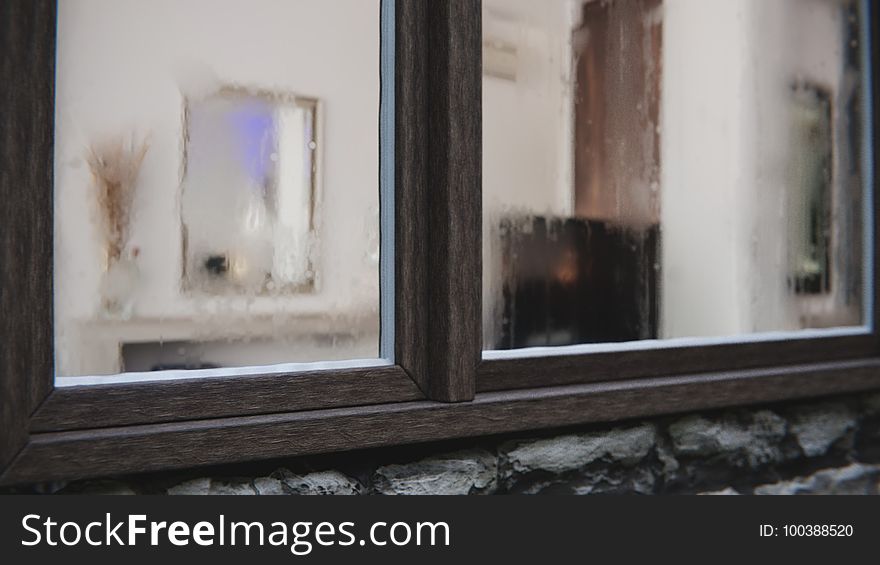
[228, 98, 275, 188]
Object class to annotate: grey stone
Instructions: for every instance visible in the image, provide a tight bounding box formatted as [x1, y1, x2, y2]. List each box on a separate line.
[514, 466, 655, 495]
[206, 479, 258, 495]
[754, 481, 805, 495]
[668, 410, 787, 467]
[278, 470, 362, 495]
[754, 464, 880, 495]
[698, 487, 740, 495]
[517, 479, 561, 495]
[571, 467, 656, 495]
[789, 403, 855, 457]
[656, 439, 680, 476]
[373, 450, 497, 495]
[502, 424, 656, 476]
[571, 484, 599, 495]
[167, 478, 211, 495]
[253, 477, 286, 495]
[167, 478, 257, 495]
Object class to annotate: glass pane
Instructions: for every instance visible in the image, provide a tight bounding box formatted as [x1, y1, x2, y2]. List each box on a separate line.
[483, 0, 871, 351]
[54, 0, 388, 380]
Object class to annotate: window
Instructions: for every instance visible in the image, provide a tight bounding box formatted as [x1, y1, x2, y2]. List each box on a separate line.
[53, 0, 384, 382]
[483, 0, 867, 350]
[478, 0, 879, 393]
[1, 0, 879, 485]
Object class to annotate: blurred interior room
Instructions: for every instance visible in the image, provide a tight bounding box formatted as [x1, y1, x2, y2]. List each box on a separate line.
[53, 0, 382, 378]
[53, 0, 870, 378]
[482, 0, 868, 350]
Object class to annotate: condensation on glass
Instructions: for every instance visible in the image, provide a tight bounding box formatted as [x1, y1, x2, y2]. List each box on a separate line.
[482, 0, 872, 351]
[53, 0, 383, 379]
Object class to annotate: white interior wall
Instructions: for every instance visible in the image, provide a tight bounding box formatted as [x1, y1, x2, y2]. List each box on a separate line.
[661, 0, 855, 337]
[659, 0, 757, 338]
[54, 0, 381, 376]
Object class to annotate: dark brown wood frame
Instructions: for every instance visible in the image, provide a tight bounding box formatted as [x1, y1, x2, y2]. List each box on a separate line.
[1, 0, 879, 485]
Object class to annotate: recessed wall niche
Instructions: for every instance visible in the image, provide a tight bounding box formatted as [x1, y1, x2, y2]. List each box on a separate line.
[181, 89, 321, 296]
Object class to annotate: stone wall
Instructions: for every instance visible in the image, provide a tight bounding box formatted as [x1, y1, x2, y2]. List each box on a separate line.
[8, 391, 880, 495]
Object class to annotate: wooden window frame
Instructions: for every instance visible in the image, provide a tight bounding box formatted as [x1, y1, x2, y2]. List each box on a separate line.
[1, 0, 880, 485]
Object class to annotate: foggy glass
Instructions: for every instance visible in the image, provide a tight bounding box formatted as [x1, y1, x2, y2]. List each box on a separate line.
[54, 0, 383, 380]
[483, 0, 870, 351]
[181, 91, 318, 296]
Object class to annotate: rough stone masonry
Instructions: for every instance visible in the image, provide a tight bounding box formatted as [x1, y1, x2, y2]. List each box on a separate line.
[7, 390, 880, 495]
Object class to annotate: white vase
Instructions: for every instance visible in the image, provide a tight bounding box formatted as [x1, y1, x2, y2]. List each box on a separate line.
[100, 256, 140, 319]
